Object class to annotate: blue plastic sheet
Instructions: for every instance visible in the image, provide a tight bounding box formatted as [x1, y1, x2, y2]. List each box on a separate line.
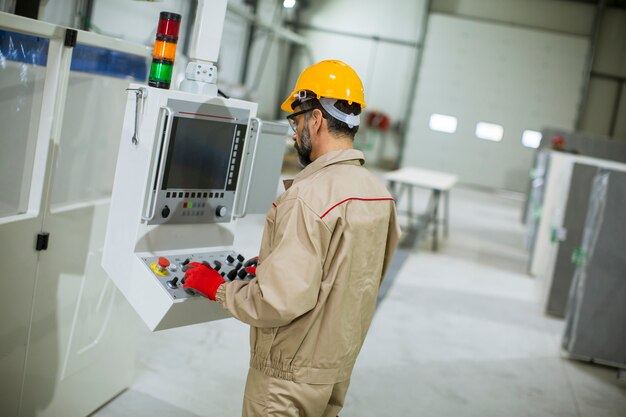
[70, 44, 147, 81]
[0, 29, 147, 81]
[0, 29, 49, 67]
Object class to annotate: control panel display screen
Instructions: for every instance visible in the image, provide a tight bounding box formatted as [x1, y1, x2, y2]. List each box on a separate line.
[162, 117, 235, 190]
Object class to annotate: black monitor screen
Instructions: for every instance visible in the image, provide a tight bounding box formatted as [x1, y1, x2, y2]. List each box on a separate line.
[162, 117, 235, 190]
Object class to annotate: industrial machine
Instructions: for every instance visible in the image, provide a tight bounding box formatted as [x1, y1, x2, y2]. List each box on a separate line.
[102, 0, 287, 330]
[562, 167, 626, 370]
[1, 12, 151, 417]
[528, 152, 626, 315]
[522, 128, 626, 262]
[544, 162, 596, 317]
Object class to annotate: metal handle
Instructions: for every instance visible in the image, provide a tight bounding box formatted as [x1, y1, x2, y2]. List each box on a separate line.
[234, 117, 262, 219]
[125, 87, 147, 145]
[142, 106, 173, 222]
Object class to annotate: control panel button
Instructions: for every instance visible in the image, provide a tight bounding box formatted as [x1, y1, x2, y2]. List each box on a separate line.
[154, 257, 171, 275]
[226, 255, 235, 264]
[161, 205, 170, 218]
[237, 269, 248, 279]
[244, 257, 259, 267]
[237, 254, 245, 263]
[215, 205, 228, 217]
[213, 260, 222, 271]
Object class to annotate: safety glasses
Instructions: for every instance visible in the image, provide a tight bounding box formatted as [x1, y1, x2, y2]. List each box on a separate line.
[286, 108, 315, 132]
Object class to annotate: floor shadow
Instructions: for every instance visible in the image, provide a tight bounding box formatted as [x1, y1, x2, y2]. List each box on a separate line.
[377, 248, 411, 307]
[90, 389, 202, 417]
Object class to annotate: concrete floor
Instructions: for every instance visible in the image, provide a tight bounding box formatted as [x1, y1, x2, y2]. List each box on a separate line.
[93, 185, 626, 417]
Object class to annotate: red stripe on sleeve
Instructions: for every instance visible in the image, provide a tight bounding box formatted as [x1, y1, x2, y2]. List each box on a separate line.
[320, 197, 394, 219]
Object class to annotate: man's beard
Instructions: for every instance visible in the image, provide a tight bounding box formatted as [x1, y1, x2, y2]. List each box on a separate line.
[294, 124, 313, 167]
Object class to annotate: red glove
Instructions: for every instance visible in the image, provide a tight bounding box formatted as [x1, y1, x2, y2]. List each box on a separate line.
[244, 256, 258, 277]
[182, 262, 225, 301]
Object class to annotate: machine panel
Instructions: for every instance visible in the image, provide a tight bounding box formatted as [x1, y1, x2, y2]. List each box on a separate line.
[102, 84, 265, 331]
[141, 250, 254, 300]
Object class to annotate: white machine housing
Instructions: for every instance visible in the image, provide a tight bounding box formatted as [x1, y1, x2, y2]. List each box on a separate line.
[103, 84, 259, 331]
[530, 151, 626, 306]
[180, 0, 227, 96]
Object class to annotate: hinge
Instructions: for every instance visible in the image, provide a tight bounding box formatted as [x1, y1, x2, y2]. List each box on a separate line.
[36, 232, 50, 251]
[64, 29, 77, 47]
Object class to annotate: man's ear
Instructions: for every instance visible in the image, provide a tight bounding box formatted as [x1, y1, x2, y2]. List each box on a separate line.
[310, 108, 325, 135]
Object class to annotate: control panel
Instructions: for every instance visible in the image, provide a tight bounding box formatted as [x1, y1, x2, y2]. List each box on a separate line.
[141, 251, 256, 300]
[145, 99, 252, 226]
[103, 83, 261, 330]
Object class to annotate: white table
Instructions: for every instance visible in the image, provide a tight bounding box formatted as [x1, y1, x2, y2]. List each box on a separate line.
[384, 167, 458, 250]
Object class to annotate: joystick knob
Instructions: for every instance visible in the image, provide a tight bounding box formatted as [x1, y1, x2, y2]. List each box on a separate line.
[166, 277, 179, 289]
[213, 260, 222, 271]
[161, 205, 170, 218]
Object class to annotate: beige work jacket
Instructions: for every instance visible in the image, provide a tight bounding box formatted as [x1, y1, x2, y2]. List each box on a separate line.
[216, 149, 400, 384]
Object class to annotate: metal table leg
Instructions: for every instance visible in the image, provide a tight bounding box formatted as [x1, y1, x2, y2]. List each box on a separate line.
[408, 184, 414, 230]
[444, 190, 450, 238]
[432, 190, 441, 251]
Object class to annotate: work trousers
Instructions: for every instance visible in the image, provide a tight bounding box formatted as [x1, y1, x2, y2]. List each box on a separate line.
[242, 367, 350, 417]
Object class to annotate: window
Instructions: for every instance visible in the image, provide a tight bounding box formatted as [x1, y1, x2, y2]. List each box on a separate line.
[429, 113, 457, 133]
[522, 130, 542, 148]
[475, 122, 503, 142]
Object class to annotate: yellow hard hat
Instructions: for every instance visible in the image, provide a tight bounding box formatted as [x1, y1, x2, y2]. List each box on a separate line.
[281, 60, 367, 113]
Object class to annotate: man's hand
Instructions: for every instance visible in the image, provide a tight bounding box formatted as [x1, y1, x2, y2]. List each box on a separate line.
[182, 262, 225, 301]
[244, 256, 259, 277]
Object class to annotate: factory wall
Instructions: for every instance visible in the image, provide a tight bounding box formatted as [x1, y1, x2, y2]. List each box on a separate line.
[240, 0, 295, 119]
[424, 0, 626, 189]
[579, 7, 626, 138]
[431, 0, 594, 35]
[402, 12, 588, 191]
[292, 0, 625, 192]
[17, 0, 626, 189]
[296, 0, 426, 125]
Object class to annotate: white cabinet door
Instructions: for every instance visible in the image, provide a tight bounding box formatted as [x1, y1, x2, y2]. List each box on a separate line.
[18, 44, 147, 417]
[0, 29, 54, 417]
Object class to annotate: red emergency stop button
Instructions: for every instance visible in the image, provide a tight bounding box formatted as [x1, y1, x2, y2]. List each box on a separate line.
[158, 257, 170, 268]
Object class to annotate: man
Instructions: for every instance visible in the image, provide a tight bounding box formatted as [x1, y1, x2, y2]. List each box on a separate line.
[183, 59, 400, 416]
